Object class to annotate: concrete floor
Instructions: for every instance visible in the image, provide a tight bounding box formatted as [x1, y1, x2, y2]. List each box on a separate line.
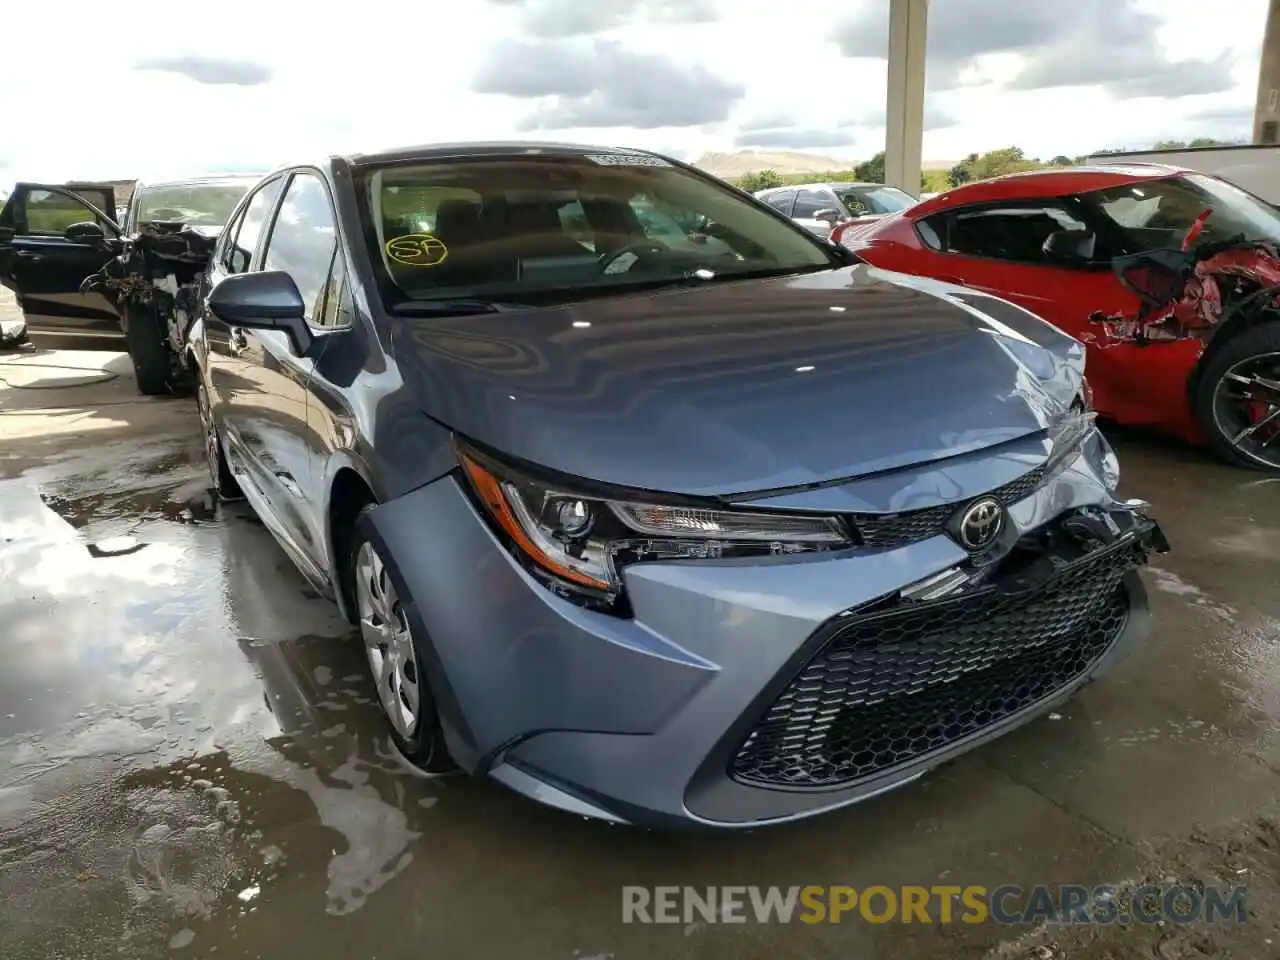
[4, 341, 1280, 959]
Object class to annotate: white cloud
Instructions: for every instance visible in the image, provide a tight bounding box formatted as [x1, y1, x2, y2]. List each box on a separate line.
[0, 0, 1268, 190]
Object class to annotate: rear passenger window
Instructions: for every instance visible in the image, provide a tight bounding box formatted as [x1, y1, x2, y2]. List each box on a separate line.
[226, 179, 283, 274]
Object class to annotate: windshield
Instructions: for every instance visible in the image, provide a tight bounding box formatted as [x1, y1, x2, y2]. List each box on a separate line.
[358, 153, 836, 306]
[836, 185, 915, 216]
[1084, 174, 1280, 252]
[135, 181, 251, 227]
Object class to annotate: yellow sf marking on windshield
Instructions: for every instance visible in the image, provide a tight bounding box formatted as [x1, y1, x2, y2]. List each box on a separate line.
[386, 233, 449, 267]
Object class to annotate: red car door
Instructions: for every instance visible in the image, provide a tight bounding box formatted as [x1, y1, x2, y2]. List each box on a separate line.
[860, 202, 1203, 440]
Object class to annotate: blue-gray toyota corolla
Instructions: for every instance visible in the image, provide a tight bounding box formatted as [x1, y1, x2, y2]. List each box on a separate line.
[188, 142, 1170, 829]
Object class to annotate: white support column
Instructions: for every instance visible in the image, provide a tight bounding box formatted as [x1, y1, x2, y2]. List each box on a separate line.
[1255, 0, 1280, 143]
[884, 0, 928, 193]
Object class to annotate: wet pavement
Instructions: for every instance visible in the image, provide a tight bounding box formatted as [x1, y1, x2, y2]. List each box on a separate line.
[4, 339, 1280, 959]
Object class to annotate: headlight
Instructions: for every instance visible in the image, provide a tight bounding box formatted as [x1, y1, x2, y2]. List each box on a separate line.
[459, 446, 850, 610]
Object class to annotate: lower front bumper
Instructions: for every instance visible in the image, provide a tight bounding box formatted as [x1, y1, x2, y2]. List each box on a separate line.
[364, 460, 1165, 829]
[507, 547, 1153, 829]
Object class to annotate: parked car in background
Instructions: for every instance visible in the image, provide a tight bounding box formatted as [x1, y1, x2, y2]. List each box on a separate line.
[846, 164, 1280, 470]
[0, 175, 259, 392]
[755, 181, 917, 237]
[188, 141, 1165, 828]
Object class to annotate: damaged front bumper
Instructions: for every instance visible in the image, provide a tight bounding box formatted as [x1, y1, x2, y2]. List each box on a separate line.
[82, 222, 218, 367]
[364, 424, 1169, 828]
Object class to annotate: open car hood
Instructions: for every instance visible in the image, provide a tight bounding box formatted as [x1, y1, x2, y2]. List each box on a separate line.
[392, 264, 1087, 496]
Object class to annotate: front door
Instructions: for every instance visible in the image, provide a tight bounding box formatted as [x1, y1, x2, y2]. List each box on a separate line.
[204, 176, 284, 495]
[0, 184, 122, 341]
[218, 170, 338, 572]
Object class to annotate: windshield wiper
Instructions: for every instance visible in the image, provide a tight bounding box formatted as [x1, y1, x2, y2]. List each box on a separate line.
[388, 298, 528, 317]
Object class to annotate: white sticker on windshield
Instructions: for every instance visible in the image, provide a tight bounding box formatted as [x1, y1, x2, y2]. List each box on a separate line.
[584, 153, 672, 167]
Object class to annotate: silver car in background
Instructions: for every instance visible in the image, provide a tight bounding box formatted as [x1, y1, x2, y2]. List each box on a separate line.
[756, 181, 918, 237]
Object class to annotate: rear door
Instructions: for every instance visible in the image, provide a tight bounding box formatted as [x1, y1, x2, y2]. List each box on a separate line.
[0, 183, 122, 338]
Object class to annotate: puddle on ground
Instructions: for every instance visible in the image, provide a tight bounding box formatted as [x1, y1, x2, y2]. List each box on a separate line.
[0, 432, 451, 953]
[4, 408, 1280, 958]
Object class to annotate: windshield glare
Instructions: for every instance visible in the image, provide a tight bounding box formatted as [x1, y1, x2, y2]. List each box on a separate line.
[1085, 174, 1280, 251]
[136, 182, 251, 227]
[359, 155, 836, 305]
[837, 186, 914, 216]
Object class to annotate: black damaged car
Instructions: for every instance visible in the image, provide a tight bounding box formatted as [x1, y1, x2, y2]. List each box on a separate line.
[0, 175, 259, 392]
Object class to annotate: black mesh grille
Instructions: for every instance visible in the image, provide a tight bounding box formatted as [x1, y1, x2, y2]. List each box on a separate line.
[730, 537, 1140, 789]
[853, 465, 1046, 550]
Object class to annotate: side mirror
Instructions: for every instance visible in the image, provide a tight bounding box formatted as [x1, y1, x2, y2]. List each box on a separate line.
[1042, 228, 1097, 263]
[208, 271, 314, 356]
[812, 208, 843, 225]
[65, 220, 106, 244]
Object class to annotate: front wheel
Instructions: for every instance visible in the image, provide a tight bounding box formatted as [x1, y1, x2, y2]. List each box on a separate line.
[1194, 321, 1280, 470]
[351, 511, 455, 774]
[124, 303, 173, 396]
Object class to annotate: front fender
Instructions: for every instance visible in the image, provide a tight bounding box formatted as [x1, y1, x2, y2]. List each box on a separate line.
[184, 316, 207, 375]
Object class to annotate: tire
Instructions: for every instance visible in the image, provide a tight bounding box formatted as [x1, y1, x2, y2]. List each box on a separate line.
[124, 303, 172, 396]
[197, 380, 242, 500]
[350, 507, 454, 774]
[1194, 321, 1280, 471]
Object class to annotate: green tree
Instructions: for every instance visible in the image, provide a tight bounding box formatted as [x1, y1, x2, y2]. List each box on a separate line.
[735, 169, 784, 192]
[947, 152, 979, 187]
[946, 147, 1043, 187]
[1049, 155, 1074, 167]
[854, 150, 886, 183]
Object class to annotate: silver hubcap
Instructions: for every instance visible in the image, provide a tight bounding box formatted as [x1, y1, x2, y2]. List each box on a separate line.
[354, 541, 421, 737]
[198, 385, 221, 483]
[1213, 351, 1280, 469]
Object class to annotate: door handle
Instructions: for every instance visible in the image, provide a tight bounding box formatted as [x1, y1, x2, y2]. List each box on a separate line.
[230, 327, 248, 354]
[14, 251, 42, 262]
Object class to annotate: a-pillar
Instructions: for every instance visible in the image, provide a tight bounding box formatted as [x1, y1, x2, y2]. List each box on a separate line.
[884, 0, 928, 194]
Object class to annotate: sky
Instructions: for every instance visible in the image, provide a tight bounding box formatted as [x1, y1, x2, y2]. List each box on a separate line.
[0, 0, 1268, 187]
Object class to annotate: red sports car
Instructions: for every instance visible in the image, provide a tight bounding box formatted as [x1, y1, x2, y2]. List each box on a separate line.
[841, 165, 1280, 470]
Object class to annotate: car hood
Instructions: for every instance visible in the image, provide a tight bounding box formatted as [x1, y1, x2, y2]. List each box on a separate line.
[392, 264, 1086, 497]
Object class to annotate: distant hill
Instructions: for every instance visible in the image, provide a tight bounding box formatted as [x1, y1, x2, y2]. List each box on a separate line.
[693, 150, 856, 178]
[693, 149, 957, 179]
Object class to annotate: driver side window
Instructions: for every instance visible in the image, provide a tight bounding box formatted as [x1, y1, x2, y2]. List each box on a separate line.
[939, 203, 1102, 264]
[20, 189, 107, 237]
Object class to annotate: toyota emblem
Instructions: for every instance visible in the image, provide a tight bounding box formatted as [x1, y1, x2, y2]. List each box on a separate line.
[956, 497, 1003, 551]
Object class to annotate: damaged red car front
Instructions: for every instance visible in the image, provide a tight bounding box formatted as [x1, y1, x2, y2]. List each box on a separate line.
[845, 166, 1280, 471]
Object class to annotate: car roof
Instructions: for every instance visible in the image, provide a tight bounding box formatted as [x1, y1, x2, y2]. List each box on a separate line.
[759, 181, 893, 194]
[136, 174, 265, 190]
[908, 163, 1190, 218]
[341, 141, 678, 168]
